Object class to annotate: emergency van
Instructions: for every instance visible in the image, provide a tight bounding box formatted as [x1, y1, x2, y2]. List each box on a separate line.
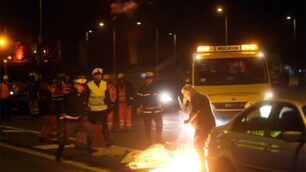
[191, 44, 272, 125]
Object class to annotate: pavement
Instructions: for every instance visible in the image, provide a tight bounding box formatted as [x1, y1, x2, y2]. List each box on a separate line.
[0, 110, 183, 172]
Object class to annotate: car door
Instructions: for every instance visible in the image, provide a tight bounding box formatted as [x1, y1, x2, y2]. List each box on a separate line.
[263, 103, 305, 172]
[230, 102, 277, 172]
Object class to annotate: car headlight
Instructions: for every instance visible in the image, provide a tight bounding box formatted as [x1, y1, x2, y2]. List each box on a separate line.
[159, 91, 173, 104]
[264, 91, 273, 100]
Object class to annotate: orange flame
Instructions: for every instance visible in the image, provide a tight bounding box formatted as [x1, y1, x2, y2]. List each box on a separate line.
[128, 112, 209, 172]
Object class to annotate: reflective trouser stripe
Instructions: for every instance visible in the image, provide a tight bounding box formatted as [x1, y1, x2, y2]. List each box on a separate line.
[119, 103, 132, 129]
[107, 111, 113, 130]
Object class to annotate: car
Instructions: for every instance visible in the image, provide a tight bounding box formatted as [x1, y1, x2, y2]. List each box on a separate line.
[206, 95, 306, 172]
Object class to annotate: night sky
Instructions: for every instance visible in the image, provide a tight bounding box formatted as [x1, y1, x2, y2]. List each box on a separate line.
[1, 0, 305, 73]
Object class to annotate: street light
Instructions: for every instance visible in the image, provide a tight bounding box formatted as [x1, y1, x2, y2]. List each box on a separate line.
[169, 33, 177, 56]
[85, 30, 92, 41]
[99, 22, 105, 27]
[286, 16, 297, 70]
[216, 7, 228, 45]
[0, 37, 7, 48]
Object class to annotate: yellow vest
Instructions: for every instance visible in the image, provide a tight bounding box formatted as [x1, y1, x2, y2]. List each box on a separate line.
[87, 80, 107, 111]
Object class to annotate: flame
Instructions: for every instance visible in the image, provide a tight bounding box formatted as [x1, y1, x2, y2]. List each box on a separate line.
[128, 112, 209, 172]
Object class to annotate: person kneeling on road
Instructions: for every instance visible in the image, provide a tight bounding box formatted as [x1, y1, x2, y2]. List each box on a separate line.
[56, 75, 93, 162]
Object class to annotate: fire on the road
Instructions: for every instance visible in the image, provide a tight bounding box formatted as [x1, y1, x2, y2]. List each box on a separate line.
[128, 118, 208, 172]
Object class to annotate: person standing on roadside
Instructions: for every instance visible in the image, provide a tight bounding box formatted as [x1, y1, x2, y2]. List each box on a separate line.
[103, 74, 117, 131]
[0, 75, 17, 122]
[117, 73, 135, 130]
[181, 85, 216, 164]
[27, 72, 40, 117]
[86, 68, 111, 146]
[136, 72, 163, 144]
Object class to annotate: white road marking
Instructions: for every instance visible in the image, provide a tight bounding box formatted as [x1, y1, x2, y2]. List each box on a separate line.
[0, 142, 111, 172]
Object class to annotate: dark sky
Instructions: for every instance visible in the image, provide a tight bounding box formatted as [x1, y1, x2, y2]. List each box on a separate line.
[1, 0, 305, 73]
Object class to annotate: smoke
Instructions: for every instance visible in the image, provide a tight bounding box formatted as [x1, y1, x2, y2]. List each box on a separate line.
[111, 1, 140, 16]
[110, 0, 156, 18]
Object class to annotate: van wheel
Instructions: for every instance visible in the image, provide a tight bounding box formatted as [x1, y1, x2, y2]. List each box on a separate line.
[215, 158, 235, 172]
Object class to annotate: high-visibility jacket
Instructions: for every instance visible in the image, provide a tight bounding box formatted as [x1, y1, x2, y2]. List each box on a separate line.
[0, 83, 10, 99]
[87, 80, 107, 111]
[107, 83, 117, 103]
[118, 86, 126, 103]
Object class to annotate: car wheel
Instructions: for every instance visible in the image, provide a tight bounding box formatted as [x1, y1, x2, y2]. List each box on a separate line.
[215, 158, 235, 172]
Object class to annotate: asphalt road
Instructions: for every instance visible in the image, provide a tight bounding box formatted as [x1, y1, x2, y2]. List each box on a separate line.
[0, 110, 183, 172]
[0, 145, 94, 172]
[0, 87, 305, 172]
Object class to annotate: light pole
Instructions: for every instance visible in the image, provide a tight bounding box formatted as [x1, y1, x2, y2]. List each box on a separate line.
[169, 32, 177, 56]
[286, 16, 297, 70]
[113, 29, 116, 73]
[217, 7, 228, 45]
[155, 26, 159, 78]
[85, 30, 92, 42]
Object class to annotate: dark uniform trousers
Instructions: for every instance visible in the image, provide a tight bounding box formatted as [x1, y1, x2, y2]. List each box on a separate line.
[87, 110, 110, 145]
[57, 116, 93, 161]
[142, 112, 163, 143]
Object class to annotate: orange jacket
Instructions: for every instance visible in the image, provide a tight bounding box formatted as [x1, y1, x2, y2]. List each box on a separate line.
[0, 83, 10, 99]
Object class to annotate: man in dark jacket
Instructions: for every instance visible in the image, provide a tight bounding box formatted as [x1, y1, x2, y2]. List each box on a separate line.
[136, 72, 163, 144]
[181, 85, 216, 164]
[56, 75, 93, 162]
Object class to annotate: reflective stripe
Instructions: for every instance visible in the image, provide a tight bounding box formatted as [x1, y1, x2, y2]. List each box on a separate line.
[136, 93, 157, 97]
[60, 114, 81, 120]
[143, 110, 162, 114]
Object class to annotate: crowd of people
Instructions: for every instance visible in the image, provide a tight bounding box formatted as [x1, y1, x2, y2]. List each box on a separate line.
[0, 68, 216, 167]
[0, 68, 169, 162]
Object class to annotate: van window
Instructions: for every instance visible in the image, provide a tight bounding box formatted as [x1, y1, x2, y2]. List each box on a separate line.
[195, 58, 268, 85]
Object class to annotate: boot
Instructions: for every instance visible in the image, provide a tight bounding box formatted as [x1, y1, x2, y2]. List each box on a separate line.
[56, 145, 64, 162]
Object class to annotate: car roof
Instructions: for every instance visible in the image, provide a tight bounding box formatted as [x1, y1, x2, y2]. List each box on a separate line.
[268, 95, 306, 107]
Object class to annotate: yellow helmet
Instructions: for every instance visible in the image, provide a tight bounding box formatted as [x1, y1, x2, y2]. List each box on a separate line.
[145, 72, 154, 78]
[118, 73, 125, 79]
[73, 75, 87, 84]
[91, 68, 103, 75]
[103, 74, 111, 80]
[3, 75, 9, 80]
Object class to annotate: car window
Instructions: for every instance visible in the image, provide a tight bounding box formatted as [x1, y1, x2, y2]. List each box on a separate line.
[270, 104, 303, 139]
[232, 103, 274, 137]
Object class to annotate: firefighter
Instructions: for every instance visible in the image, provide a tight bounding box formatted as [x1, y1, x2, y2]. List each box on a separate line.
[0, 75, 17, 122]
[103, 74, 117, 130]
[136, 72, 163, 144]
[181, 85, 216, 165]
[27, 72, 40, 117]
[56, 75, 93, 162]
[117, 73, 135, 130]
[86, 68, 111, 146]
